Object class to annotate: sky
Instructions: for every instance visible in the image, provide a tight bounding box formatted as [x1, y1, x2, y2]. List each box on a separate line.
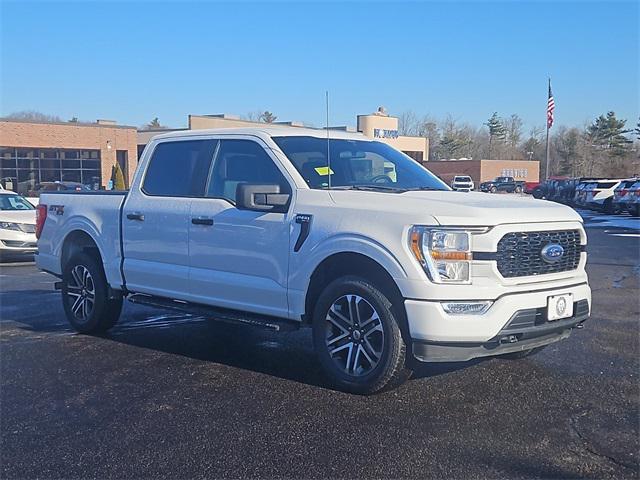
[1, 0, 638, 132]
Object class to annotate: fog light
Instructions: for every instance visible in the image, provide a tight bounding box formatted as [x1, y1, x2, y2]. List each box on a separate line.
[441, 301, 492, 315]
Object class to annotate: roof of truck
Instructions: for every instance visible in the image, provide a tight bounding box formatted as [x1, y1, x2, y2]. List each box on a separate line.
[150, 126, 369, 142]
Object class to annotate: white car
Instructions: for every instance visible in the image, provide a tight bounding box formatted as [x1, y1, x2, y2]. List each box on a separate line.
[36, 127, 591, 394]
[0, 191, 37, 256]
[585, 179, 625, 213]
[451, 175, 474, 191]
[626, 181, 640, 217]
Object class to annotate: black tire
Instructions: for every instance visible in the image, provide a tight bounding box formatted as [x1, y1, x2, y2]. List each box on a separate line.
[312, 276, 412, 394]
[62, 252, 122, 333]
[604, 199, 614, 214]
[498, 345, 547, 360]
[514, 186, 522, 194]
[490, 186, 497, 193]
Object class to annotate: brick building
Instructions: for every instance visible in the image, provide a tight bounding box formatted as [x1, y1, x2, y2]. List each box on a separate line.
[425, 159, 540, 186]
[0, 119, 137, 196]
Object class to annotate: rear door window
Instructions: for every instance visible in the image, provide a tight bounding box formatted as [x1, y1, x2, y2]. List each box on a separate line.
[143, 140, 217, 197]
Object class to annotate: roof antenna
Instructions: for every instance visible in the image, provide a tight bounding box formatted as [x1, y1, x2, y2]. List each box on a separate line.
[325, 90, 331, 190]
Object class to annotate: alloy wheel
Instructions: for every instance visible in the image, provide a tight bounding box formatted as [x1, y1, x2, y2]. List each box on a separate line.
[325, 294, 385, 376]
[66, 265, 95, 322]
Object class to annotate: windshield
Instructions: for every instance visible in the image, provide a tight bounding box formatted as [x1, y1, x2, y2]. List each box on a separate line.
[0, 194, 34, 211]
[454, 176, 471, 181]
[272, 136, 449, 192]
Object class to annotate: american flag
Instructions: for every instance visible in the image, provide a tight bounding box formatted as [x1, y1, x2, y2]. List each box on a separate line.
[547, 81, 555, 129]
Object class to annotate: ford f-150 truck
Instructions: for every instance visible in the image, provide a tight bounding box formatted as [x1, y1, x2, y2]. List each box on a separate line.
[36, 127, 591, 394]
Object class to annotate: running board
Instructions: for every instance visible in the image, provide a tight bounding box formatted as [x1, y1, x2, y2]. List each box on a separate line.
[127, 293, 299, 332]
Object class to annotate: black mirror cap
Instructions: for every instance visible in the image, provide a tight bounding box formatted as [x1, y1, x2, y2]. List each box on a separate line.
[236, 184, 291, 213]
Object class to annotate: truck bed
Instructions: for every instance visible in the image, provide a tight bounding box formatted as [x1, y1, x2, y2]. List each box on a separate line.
[36, 191, 128, 288]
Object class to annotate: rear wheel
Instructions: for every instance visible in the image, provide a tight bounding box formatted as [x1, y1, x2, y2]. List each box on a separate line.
[604, 199, 614, 214]
[312, 276, 412, 394]
[514, 186, 522, 194]
[62, 252, 122, 333]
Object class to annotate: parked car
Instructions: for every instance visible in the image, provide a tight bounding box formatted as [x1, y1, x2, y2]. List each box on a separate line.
[450, 175, 474, 191]
[625, 181, 640, 217]
[479, 176, 524, 193]
[585, 179, 624, 213]
[612, 179, 640, 214]
[524, 181, 540, 194]
[36, 127, 591, 394]
[0, 191, 37, 256]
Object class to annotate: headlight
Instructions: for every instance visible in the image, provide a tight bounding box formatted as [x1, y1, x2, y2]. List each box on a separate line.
[0, 222, 22, 231]
[409, 227, 472, 284]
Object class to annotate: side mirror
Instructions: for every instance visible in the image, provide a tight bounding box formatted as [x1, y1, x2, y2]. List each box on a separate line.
[236, 184, 290, 213]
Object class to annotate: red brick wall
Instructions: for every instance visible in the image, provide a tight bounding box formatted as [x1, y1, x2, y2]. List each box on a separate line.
[0, 120, 138, 188]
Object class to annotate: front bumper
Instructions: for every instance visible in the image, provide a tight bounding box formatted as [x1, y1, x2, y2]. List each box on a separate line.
[405, 282, 591, 362]
[0, 231, 37, 254]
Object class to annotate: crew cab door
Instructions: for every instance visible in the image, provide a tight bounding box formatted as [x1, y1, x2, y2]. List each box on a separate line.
[188, 137, 293, 318]
[122, 139, 216, 299]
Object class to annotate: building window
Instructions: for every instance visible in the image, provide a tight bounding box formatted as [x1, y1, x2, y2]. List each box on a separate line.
[403, 151, 424, 163]
[0, 147, 101, 196]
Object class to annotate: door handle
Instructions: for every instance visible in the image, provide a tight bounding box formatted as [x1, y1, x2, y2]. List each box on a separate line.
[126, 212, 145, 221]
[191, 217, 214, 226]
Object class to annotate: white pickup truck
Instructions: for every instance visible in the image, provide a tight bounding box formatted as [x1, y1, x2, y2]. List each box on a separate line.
[36, 127, 591, 394]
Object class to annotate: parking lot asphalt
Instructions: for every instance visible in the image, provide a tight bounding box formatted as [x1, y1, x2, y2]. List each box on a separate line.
[1, 211, 639, 479]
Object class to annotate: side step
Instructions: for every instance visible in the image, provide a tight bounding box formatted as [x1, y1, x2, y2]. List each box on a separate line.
[127, 293, 299, 332]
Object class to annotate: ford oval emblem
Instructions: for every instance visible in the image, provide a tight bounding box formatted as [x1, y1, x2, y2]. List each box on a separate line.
[541, 243, 564, 263]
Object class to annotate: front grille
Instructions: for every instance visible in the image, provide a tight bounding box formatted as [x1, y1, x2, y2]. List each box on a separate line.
[1, 240, 37, 248]
[496, 230, 581, 278]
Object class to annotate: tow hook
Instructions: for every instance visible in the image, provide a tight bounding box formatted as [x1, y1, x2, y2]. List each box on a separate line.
[500, 335, 519, 344]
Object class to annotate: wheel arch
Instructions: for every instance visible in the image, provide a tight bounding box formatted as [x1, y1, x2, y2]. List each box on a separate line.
[303, 251, 408, 333]
[61, 229, 103, 271]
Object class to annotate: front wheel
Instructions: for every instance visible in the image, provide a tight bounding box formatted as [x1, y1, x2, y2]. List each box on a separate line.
[312, 276, 412, 394]
[490, 186, 497, 193]
[62, 252, 122, 333]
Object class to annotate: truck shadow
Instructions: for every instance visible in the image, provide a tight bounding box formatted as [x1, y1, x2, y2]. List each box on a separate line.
[4, 293, 479, 392]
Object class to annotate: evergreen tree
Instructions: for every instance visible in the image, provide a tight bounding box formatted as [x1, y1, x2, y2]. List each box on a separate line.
[586, 112, 633, 176]
[148, 117, 162, 128]
[111, 163, 126, 190]
[259, 111, 277, 123]
[635, 117, 640, 140]
[587, 111, 632, 155]
[484, 112, 506, 159]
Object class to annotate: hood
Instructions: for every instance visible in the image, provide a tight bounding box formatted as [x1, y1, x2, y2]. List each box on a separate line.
[0, 209, 36, 224]
[329, 190, 582, 226]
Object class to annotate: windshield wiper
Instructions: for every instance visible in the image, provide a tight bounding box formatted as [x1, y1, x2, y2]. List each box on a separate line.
[403, 186, 444, 192]
[330, 185, 408, 193]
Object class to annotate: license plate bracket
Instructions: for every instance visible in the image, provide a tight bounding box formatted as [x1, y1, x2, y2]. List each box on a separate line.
[547, 294, 574, 321]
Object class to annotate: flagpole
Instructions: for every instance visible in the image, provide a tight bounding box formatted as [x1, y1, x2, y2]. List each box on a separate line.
[544, 78, 551, 180]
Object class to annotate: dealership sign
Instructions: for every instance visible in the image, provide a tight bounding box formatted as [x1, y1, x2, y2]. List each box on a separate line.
[373, 128, 399, 139]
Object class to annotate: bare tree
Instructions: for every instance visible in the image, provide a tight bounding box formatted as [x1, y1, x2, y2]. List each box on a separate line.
[4, 110, 62, 122]
[398, 111, 419, 136]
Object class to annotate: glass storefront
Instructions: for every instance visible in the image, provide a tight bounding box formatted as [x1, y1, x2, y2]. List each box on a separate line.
[0, 147, 101, 196]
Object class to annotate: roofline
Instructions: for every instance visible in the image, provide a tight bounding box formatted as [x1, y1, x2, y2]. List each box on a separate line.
[149, 126, 369, 141]
[0, 118, 137, 130]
